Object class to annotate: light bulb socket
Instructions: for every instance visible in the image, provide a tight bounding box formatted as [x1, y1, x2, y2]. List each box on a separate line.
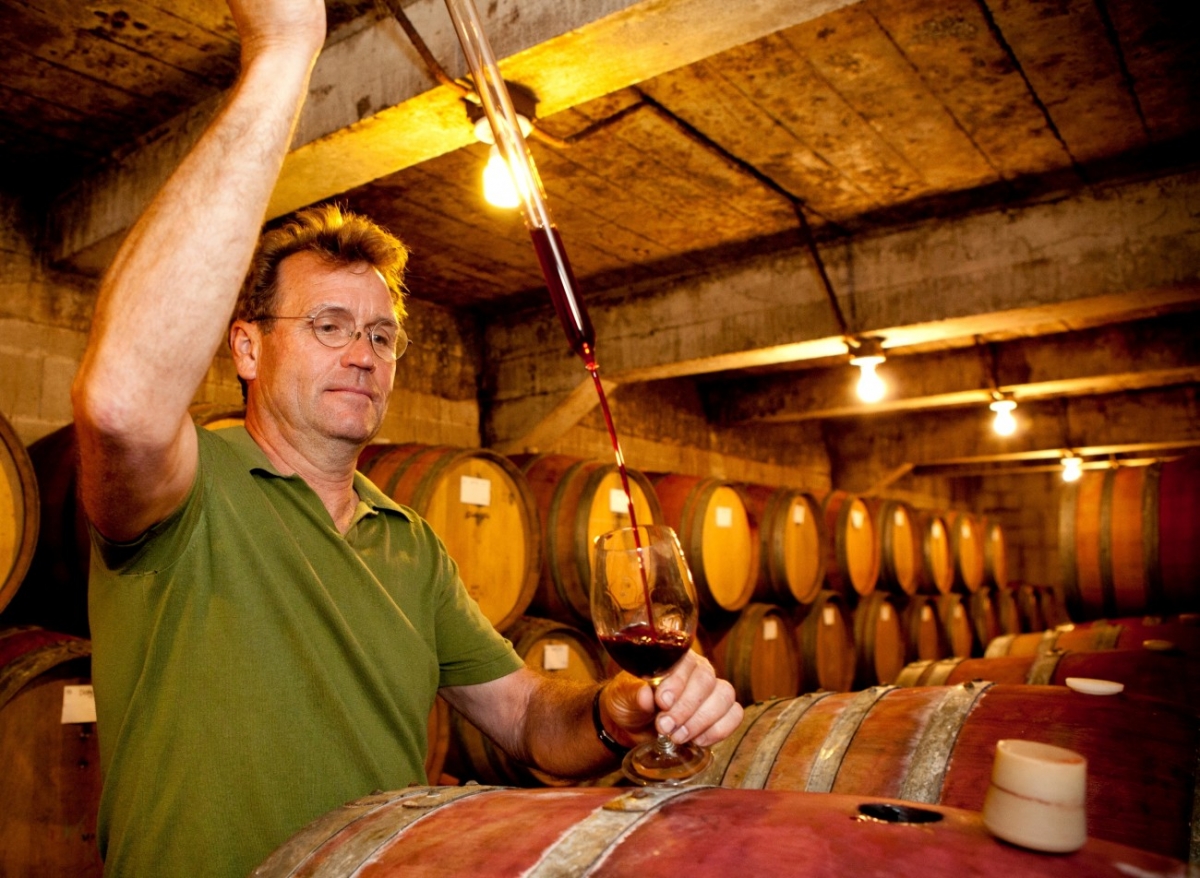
[989, 398, 1017, 414]
[467, 82, 537, 143]
[848, 336, 886, 367]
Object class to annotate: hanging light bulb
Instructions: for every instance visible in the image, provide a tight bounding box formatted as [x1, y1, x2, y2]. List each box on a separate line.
[472, 109, 532, 209]
[482, 144, 521, 208]
[849, 337, 887, 404]
[1061, 454, 1083, 483]
[989, 394, 1018, 436]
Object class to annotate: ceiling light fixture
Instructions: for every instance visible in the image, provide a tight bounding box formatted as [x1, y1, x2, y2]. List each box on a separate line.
[849, 337, 887, 404]
[468, 86, 536, 209]
[989, 392, 1018, 436]
[1061, 453, 1083, 483]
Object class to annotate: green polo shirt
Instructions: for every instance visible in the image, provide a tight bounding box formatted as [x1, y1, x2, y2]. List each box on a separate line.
[88, 425, 523, 878]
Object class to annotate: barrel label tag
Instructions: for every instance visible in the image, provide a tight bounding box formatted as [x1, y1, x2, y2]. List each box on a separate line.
[609, 488, 630, 515]
[823, 607, 836, 626]
[459, 476, 491, 507]
[880, 604, 891, 622]
[851, 509, 864, 529]
[715, 506, 733, 528]
[921, 606, 933, 622]
[933, 522, 944, 539]
[61, 684, 96, 724]
[762, 618, 778, 641]
[895, 510, 905, 527]
[542, 643, 570, 671]
[953, 605, 964, 620]
[793, 505, 806, 525]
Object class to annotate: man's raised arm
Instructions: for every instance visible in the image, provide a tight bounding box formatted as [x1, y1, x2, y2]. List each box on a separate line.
[71, 1, 326, 542]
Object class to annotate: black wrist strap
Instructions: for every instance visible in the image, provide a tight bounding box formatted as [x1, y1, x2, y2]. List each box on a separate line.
[592, 686, 631, 756]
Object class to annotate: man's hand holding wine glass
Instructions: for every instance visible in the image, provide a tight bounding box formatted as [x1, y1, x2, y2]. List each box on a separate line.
[599, 651, 743, 754]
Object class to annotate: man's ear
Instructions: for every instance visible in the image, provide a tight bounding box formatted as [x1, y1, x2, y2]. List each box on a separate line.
[229, 320, 260, 383]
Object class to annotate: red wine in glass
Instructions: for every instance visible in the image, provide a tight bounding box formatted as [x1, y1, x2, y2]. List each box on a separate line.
[599, 625, 691, 680]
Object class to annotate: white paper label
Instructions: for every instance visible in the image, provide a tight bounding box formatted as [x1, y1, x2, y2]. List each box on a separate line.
[894, 509, 905, 527]
[823, 606, 835, 626]
[609, 488, 630, 515]
[962, 522, 971, 539]
[793, 504, 806, 525]
[880, 604, 891, 621]
[542, 643, 570, 671]
[932, 521, 944, 539]
[850, 508, 864, 529]
[460, 475, 491, 507]
[763, 618, 778, 641]
[61, 685, 96, 724]
[993, 529, 1001, 542]
[953, 604, 964, 620]
[921, 605, 933, 622]
[715, 506, 733, 528]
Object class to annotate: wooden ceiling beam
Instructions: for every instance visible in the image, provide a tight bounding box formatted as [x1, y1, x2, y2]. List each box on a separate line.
[46, 0, 863, 274]
[703, 311, 1200, 425]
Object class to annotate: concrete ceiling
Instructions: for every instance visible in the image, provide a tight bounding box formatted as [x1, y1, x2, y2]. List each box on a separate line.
[2, 0, 1198, 479]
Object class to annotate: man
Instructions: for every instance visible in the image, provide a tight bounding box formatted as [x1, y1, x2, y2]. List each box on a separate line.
[71, 3, 742, 877]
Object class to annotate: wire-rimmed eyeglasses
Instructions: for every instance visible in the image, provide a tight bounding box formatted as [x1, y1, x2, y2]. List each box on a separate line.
[253, 307, 410, 362]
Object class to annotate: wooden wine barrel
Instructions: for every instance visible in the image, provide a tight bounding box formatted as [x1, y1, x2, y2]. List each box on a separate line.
[985, 615, 1200, 659]
[0, 626, 102, 878]
[793, 590, 855, 693]
[739, 484, 825, 607]
[935, 593, 973, 658]
[708, 603, 800, 704]
[914, 510, 953, 595]
[1014, 584, 1044, 632]
[1061, 458, 1200, 620]
[514, 454, 662, 628]
[980, 517, 1008, 589]
[868, 498, 920, 596]
[852, 592, 905, 687]
[991, 586, 1021, 635]
[0, 414, 38, 620]
[650, 474, 757, 620]
[966, 589, 999, 655]
[894, 649, 1192, 707]
[359, 444, 541, 631]
[0, 423, 84, 638]
[899, 595, 943, 663]
[695, 684, 1197, 860]
[821, 491, 878, 601]
[446, 616, 605, 787]
[188, 402, 246, 430]
[252, 785, 1188, 878]
[1037, 585, 1071, 628]
[945, 511, 985, 593]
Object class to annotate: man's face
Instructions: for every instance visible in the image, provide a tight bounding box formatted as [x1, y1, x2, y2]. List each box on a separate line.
[248, 250, 398, 448]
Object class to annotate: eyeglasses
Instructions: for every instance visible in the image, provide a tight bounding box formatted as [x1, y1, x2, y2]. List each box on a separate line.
[254, 308, 409, 362]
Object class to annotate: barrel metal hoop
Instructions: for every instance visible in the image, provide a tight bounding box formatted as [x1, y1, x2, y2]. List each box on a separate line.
[1092, 622, 1125, 651]
[0, 639, 91, 710]
[695, 699, 780, 786]
[1034, 629, 1060, 656]
[898, 681, 995, 804]
[524, 786, 704, 877]
[1026, 650, 1064, 685]
[983, 634, 1014, 659]
[926, 658, 964, 687]
[739, 692, 834, 790]
[894, 660, 933, 687]
[806, 686, 895, 793]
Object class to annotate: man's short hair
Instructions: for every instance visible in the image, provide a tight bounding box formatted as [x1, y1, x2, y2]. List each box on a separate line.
[235, 203, 409, 327]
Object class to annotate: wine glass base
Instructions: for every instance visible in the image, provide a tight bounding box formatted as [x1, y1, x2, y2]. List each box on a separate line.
[622, 739, 713, 787]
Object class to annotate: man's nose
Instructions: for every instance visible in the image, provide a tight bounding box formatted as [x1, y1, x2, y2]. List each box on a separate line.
[341, 331, 377, 368]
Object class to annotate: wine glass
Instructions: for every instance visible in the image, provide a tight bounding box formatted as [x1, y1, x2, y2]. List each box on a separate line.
[591, 524, 713, 785]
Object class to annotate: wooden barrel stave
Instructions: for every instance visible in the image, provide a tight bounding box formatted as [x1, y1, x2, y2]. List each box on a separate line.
[869, 498, 921, 597]
[821, 491, 878, 601]
[935, 594, 974, 658]
[793, 591, 855, 693]
[945, 511, 985, 594]
[852, 592, 905, 686]
[739, 484, 825, 607]
[708, 603, 800, 704]
[650, 474, 757, 620]
[900, 595, 944, 663]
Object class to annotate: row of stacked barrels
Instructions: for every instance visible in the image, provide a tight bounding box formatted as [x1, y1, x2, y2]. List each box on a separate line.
[1, 424, 1197, 872]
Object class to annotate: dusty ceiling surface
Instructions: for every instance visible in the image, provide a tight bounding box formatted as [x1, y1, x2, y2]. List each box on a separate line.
[1, 0, 1198, 478]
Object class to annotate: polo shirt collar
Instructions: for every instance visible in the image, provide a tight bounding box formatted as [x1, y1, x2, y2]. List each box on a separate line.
[216, 425, 412, 521]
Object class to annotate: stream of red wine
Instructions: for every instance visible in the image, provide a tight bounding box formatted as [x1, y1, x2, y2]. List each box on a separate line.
[530, 223, 657, 640]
